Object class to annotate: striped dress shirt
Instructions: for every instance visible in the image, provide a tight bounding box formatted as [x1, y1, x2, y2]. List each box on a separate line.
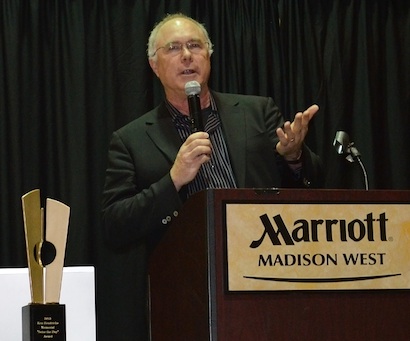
[166, 95, 237, 197]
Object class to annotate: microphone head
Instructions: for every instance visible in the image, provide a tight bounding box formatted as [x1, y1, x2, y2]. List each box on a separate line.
[185, 81, 201, 96]
[333, 131, 350, 155]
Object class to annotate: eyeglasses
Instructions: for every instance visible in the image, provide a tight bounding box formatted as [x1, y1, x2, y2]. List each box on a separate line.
[151, 40, 210, 57]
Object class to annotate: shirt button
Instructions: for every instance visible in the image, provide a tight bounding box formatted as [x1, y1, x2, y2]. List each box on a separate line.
[166, 216, 171, 222]
[162, 219, 167, 225]
[173, 211, 179, 217]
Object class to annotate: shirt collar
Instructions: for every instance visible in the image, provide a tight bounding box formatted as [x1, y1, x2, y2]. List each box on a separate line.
[165, 92, 218, 120]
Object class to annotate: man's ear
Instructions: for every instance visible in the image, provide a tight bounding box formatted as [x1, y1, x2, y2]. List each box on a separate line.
[149, 59, 159, 78]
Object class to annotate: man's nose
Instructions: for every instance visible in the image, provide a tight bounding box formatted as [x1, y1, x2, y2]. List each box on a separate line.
[181, 45, 192, 60]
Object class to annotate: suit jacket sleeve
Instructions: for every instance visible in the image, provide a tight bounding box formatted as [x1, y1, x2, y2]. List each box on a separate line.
[247, 94, 324, 188]
[101, 126, 183, 250]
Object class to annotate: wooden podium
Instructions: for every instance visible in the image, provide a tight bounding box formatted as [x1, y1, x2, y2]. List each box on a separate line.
[148, 189, 410, 341]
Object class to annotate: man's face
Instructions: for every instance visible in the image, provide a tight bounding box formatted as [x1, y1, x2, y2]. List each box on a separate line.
[149, 18, 211, 99]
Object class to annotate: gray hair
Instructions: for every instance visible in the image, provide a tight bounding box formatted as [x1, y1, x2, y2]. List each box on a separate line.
[147, 13, 213, 61]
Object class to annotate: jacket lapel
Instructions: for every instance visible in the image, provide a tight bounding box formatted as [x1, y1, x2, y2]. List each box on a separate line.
[212, 92, 247, 187]
[145, 103, 182, 164]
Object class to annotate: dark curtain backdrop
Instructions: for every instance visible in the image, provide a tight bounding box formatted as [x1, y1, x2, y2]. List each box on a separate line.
[1, 0, 409, 339]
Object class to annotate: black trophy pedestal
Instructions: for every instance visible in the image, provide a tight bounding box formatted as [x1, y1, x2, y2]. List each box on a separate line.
[22, 304, 66, 341]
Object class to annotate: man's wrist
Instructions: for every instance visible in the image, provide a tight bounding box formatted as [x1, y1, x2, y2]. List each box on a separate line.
[284, 149, 302, 163]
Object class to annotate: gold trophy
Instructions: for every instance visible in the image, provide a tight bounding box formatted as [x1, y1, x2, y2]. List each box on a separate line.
[21, 189, 70, 341]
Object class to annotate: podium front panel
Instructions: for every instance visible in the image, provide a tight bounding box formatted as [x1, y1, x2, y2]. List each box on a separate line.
[149, 189, 410, 341]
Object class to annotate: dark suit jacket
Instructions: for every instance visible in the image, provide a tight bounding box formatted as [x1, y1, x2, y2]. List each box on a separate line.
[98, 92, 323, 340]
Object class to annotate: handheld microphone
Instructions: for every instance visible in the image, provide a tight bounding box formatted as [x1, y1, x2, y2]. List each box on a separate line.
[184, 81, 203, 132]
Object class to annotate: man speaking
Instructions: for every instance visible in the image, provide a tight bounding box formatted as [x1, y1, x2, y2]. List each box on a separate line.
[101, 13, 323, 341]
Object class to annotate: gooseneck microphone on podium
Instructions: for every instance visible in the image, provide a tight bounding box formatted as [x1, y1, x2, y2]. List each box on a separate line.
[333, 131, 369, 190]
[185, 81, 204, 132]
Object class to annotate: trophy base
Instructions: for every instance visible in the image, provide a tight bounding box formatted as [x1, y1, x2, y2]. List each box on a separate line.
[22, 304, 66, 341]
